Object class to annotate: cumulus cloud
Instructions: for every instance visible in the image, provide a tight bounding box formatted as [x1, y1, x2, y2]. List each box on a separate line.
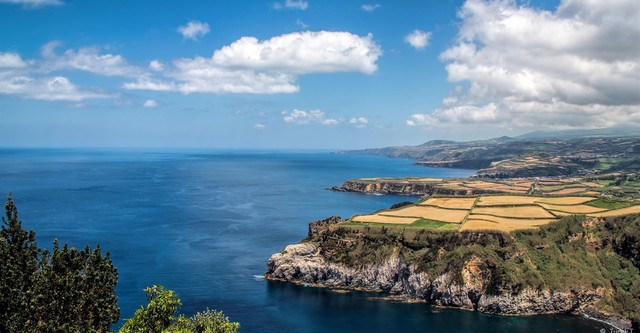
[273, 0, 308, 10]
[40, 41, 143, 77]
[408, 0, 640, 129]
[404, 30, 431, 49]
[0, 52, 28, 69]
[149, 60, 165, 71]
[143, 99, 157, 107]
[282, 109, 338, 125]
[0, 0, 63, 8]
[1, 41, 149, 101]
[361, 4, 380, 12]
[177, 20, 210, 41]
[0, 74, 107, 101]
[255, 123, 266, 129]
[124, 31, 382, 94]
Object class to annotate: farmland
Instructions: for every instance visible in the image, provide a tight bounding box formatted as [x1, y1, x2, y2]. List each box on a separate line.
[347, 195, 640, 232]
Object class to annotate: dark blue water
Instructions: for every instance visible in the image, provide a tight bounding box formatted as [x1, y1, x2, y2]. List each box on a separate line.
[0, 149, 605, 332]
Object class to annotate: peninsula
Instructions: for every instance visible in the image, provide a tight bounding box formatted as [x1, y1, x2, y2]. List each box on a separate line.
[266, 132, 640, 332]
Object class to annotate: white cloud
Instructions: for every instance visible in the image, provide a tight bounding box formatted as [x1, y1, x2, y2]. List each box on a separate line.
[40, 41, 143, 77]
[404, 30, 431, 49]
[177, 20, 211, 41]
[0, 52, 29, 68]
[0, 47, 112, 101]
[0, 74, 107, 101]
[211, 31, 380, 74]
[409, 0, 640, 130]
[274, 0, 308, 10]
[349, 117, 368, 124]
[149, 60, 165, 71]
[349, 116, 369, 128]
[0, 0, 63, 8]
[143, 99, 157, 108]
[255, 123, 266, 129]
[125, 31, 382, 94]
[295, 19, 309, 29]
[361, 4, 380, 12]
[282, 109, 338, 125]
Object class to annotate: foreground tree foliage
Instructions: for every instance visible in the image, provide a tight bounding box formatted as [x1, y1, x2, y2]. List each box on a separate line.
[1, 196, 240, 332]
[119, 285, 240, 333]
[0, 195, 119, 332]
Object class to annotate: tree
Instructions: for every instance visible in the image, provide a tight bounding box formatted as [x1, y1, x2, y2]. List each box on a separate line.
[120, 285, 240, 333]
[119, 285, 182, 333]
[0, 195, 120, 332]
[0, 194, 39, 332]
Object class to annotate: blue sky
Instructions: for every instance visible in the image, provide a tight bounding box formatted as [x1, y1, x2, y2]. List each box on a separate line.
[0, 0, 638, 149]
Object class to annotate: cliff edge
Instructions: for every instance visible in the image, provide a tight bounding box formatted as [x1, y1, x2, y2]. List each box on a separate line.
[266, 215, 640, 332]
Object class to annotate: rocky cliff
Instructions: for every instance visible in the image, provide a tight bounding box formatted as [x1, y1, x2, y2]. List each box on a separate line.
[331, 179, 504, 196]
[266, 215, 640, 332]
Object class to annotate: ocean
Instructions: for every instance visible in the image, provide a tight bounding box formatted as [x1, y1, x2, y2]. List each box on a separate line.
[0, 149, 605, 332]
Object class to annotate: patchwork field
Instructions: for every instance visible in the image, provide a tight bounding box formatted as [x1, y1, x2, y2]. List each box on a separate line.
[348, 194, 640, 232]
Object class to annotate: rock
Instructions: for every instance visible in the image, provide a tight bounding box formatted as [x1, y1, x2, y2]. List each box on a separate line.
[265, 242, 629, 331]
[308, 216, 343, 238]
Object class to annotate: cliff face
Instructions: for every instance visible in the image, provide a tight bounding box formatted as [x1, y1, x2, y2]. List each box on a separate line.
[267, 242, 603, 315]
[331, 180, 439, 195]
[332, 180, 504, 196]
[265, 215, 640, 331]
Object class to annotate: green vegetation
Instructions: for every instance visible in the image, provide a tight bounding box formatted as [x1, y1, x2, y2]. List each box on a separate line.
[0, 196, 239, 333]
[587, 198, 635, 210]
[314, 214, 640, 322]
[119, 285, 239, 333]
[407, 218, 458, 230]
[0, 195, 119, 332]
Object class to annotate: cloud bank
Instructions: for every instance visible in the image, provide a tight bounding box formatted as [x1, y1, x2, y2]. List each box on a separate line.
[125, 31, 382, 94]
[0, 0, 63, 8]
[408, 0, 640, 130]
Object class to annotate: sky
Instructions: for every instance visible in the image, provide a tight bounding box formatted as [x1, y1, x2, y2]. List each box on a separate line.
[0, 0, 638, 149]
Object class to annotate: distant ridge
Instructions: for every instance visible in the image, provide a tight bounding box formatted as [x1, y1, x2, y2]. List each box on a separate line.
[518, 127, 640, 140]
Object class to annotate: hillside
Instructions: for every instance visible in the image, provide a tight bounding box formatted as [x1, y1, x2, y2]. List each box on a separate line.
[342, 135, 640, 178]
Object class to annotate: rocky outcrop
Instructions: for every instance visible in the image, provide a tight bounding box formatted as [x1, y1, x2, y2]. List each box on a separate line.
[266, 242, 632, 332]
[266, 243, 606, 316]
[331, 180, 439, 195]
[331, 179, 506, 196]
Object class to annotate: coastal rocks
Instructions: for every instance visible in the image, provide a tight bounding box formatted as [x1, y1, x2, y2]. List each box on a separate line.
[478, 288, 602, 315]
[331, 180, 438, 196]
[265, 243, 613, 322]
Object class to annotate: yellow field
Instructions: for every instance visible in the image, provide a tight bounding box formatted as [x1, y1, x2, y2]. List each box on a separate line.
[476, 196, 540, 206]
[379, 206, 467, 223]
[549, 187, 588, 195]
[588, 205, 640, 217]
[351, 214, 417, 224]
[347, 194, 640, 232]
[535, 197, 596, 205]
[538, 203, 605, 214]
[472, 206, 556, 219]
[549, 210, 573, 216]
[419, 197, 477, 210]
[461, 218, 553, 232]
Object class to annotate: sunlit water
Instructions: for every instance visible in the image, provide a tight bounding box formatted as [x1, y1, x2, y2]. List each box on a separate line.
[0, 149, 605, 332]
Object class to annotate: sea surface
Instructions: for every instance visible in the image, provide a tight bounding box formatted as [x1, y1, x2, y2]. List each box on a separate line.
[0, 149, 606, 332]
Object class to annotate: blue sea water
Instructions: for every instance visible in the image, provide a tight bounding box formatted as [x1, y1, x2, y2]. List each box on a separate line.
[0, 149, 606, 332]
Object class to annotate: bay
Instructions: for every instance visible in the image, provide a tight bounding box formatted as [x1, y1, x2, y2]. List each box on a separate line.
[0, 149, 604, 332]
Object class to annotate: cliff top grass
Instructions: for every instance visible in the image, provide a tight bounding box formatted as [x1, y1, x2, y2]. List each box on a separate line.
[347, 194, 640, 232]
